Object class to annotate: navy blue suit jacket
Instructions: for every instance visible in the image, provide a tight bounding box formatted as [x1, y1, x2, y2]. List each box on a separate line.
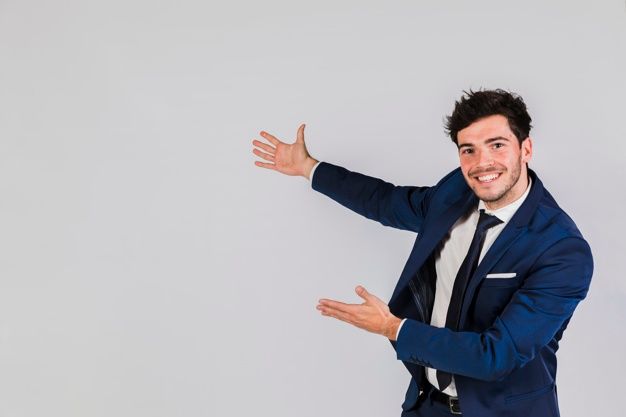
[311, 161, 593, 417]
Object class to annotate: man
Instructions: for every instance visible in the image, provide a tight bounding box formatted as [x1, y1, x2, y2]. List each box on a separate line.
[251, 89, 593, 417]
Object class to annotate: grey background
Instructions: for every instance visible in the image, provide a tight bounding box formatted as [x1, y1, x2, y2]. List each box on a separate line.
[0, 0, 624, 416]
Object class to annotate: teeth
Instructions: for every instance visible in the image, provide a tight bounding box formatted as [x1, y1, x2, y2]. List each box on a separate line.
[478, 173, 499, 182]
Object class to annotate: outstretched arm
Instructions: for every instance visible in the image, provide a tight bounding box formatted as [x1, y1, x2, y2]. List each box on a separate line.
[318, 237, 593, 382]
[310, 161, 437, 233]
[253, 124, 436, 232]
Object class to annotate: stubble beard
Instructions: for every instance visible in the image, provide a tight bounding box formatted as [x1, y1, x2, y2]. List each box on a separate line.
[470, 157, 523, 206]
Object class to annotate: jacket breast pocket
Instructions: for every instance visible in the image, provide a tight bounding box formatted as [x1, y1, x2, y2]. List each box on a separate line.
[481, 272, 521, 288]
[470, 276, 521, 328]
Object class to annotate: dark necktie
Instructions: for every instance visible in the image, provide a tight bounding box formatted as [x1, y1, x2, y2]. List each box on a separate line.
[436, 209, 503, 390]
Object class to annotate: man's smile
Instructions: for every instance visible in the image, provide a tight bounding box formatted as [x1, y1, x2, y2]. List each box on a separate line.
[475, 172, 501, 183]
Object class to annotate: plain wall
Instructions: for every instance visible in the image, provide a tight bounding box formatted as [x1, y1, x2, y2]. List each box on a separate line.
[0, 1, 624, 416]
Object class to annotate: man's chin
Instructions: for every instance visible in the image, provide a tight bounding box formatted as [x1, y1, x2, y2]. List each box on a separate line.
[471, 188, 504, 204]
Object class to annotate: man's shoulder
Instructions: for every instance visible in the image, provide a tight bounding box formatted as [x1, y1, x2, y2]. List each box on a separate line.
[528, 175, 588, 243]
[434, 167, 465, 187]
[429, 167, 471, 198]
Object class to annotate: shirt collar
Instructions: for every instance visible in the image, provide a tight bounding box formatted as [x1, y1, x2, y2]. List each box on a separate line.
[477, 177, 533, 224]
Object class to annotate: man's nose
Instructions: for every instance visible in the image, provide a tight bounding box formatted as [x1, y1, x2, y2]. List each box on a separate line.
[476, 150, 495, 167]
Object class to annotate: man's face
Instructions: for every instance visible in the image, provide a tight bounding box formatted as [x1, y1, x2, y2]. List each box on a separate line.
[457, 114, 533, 210]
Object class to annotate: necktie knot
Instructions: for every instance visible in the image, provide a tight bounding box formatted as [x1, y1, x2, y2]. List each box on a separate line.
[477, 209, 503, 232]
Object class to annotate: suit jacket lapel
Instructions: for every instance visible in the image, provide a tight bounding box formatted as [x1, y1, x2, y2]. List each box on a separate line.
[459, 169, 544, 327]
[390, 190, 477, 306]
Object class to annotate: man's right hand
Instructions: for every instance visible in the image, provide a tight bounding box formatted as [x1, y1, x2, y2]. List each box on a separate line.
[252, 123, 319, 179]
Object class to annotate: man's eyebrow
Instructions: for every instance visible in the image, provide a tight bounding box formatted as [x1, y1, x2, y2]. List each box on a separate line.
[457, 136, 511, 149]
[485, 136, 511, 144]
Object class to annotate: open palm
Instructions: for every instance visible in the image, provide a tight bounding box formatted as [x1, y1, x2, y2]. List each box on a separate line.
[252, 124, 316, 177]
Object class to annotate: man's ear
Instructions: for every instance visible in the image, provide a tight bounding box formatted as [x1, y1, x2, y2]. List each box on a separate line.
[521, 137, 533, 163]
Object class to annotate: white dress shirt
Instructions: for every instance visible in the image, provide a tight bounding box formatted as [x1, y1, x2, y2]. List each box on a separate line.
[308, 160, 532, 397]
[309, 160, 322, 182]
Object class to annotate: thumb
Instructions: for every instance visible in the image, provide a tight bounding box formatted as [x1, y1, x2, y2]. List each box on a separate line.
[355, 285, 371, 301]
[296, 123, 305, 143]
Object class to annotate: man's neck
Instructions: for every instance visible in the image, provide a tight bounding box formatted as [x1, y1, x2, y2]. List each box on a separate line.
[481, 175, 532, 219]
[483, 172, 530, 211]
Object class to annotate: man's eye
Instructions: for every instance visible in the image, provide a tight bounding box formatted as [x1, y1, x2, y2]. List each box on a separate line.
[461, 148, 473, 154]
[493, 143, 504, 149]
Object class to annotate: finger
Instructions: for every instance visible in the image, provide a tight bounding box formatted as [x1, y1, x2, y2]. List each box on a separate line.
[259, 131, 280, 146]
[296, 123, 305, 143]
[355, 285, 384, 304]
[318, 305, 355, 325]
[254, 160, 276, 170]
[355, 285, 368, 299]
[252, 139, 276, 153]
[253, 148, 275, 162]
[318, 298, 359, 314]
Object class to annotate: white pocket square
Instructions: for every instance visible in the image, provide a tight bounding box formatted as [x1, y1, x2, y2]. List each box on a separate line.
[485, 272, 517, 279]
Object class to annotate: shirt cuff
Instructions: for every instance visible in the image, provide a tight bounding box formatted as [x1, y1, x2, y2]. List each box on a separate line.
[396, 318, 407, 340]
[309, 161, 322, 186]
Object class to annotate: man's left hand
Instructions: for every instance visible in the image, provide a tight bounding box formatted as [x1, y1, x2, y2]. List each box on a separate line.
[316, 285, 402, 341]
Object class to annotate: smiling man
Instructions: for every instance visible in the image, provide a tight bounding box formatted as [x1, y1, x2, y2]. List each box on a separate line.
[457, 114, 531, 209]
[252, 89, 593, 417]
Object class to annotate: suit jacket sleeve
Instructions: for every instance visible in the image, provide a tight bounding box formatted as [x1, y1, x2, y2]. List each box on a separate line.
[394, 236, 593, 382]
[311, 161, 436, 233]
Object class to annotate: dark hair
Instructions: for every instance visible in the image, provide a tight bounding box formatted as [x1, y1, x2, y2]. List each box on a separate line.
[444, 89, 532, 146]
